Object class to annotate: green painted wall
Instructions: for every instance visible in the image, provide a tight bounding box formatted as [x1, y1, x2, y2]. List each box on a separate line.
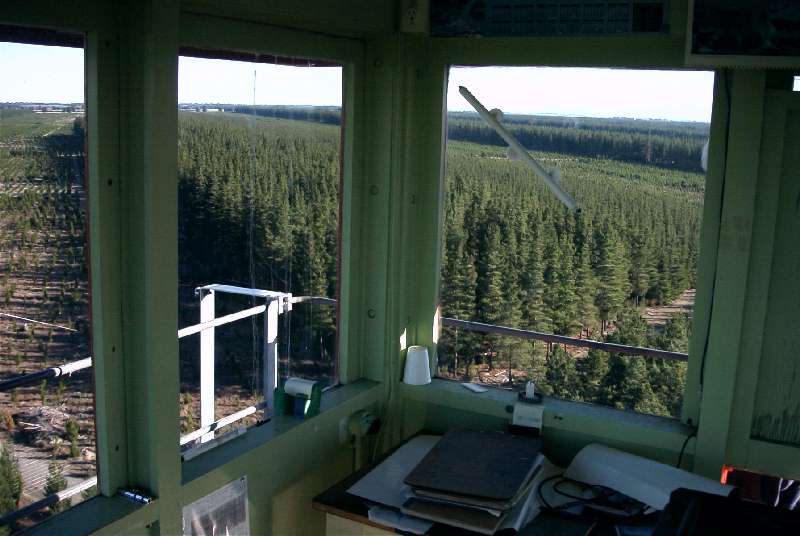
[750, 107, 800, 446]
[5, 1, 800, 535]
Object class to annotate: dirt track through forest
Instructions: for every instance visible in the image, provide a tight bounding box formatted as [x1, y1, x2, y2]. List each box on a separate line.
[644, 288, 695, 326]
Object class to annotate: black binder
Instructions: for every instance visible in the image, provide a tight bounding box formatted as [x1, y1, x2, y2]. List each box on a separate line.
[404, 429, 543, 504]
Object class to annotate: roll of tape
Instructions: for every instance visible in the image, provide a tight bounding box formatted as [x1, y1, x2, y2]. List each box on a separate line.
[284, 377, 316, 397]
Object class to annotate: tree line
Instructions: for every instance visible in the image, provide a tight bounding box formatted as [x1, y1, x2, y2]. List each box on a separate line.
[447, 114, 708, 173]
[180, 106, 709, 173]
[183, 104, 342, 126]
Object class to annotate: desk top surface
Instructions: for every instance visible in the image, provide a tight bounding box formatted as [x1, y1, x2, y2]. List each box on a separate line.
[311, 441, 606, 536]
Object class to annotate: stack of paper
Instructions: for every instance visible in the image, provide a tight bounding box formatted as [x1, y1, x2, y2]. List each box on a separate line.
[401, 429, 545, 535]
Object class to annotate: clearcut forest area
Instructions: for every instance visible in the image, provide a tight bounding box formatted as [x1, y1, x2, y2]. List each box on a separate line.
[0, 108, 94, 529]
[0, 105, 706, 524]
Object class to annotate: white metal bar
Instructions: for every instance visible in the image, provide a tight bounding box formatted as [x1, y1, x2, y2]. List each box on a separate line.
[0, 476, 98, 527]
[458, 86, 579, 212]
[289, 296, 338, 306]
[179, 285, 295, 438]
[264, 297, 280, 416]
[0, 357, 93, 392]
[57, 476, 98, 501]
[177, 304, 267, 339]
[57, 357, 94, 376]
[196, 283, 286, 299]
[0, 312, 78, 332]
[180, 404, 259, 445]
[199, 290, 215, 443]
[182, 427, 247, 461]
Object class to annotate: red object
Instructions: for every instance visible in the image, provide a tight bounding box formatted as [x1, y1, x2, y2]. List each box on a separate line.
[721, 465, 734, 485]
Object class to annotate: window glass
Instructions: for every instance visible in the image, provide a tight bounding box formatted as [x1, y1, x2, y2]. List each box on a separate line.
[438, 67, 713, 418]
[177, 55, 342, 449]
[0, 40, 95, 531]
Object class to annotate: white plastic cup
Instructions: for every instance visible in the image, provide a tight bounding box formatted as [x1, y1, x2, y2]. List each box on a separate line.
[403, 346, 432, 385]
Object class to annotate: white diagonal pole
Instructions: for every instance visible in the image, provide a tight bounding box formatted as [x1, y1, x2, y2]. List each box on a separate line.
[458, 86, 579, 212]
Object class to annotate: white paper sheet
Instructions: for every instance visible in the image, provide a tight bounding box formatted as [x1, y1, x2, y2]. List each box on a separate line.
[461, 382, 488, 393]
[564, 443, 733, 510]
[348, 435, 441, 508]
[348, 436, 440, 534]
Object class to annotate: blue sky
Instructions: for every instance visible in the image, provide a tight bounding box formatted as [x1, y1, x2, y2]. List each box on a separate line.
[448, 67, 714, 122]
[178, 56, 343, 106]
[1, 42, 715, 122]
[0, 43, 85, 102]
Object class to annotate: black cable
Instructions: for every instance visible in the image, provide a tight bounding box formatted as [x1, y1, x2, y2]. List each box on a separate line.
[553, 478, 595, 501]
[676, 431, 697, 469]
[537, 474, 565, 511]
[539, 475, 647, 520]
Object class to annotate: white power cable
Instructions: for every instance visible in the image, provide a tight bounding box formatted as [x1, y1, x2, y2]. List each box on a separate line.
[0, 312, 77, 332]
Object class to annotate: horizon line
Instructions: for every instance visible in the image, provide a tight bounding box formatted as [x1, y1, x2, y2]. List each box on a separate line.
[1, 102, 711, 124]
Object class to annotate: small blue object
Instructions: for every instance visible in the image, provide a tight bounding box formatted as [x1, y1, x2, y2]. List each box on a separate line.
[118, 489, 152, 505]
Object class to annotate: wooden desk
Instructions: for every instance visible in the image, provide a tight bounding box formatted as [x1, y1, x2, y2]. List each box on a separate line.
[312, 462, 397, 535]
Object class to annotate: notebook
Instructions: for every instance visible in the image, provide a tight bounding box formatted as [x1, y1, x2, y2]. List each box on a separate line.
[403, 429, 544, 503]
[411, 463, 543, 511]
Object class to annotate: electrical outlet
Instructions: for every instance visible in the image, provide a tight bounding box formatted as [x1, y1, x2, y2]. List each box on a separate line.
[407, 7, 417, 27]
[512, 402, 544, 430]
[400, 0, 429, 33]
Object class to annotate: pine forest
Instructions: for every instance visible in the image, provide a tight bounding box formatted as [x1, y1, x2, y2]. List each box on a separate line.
[175, 106, 705, 420]
[440, 113, 704, 419]
[0, 105, 706, 524]
[177, 111, 341, 429]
